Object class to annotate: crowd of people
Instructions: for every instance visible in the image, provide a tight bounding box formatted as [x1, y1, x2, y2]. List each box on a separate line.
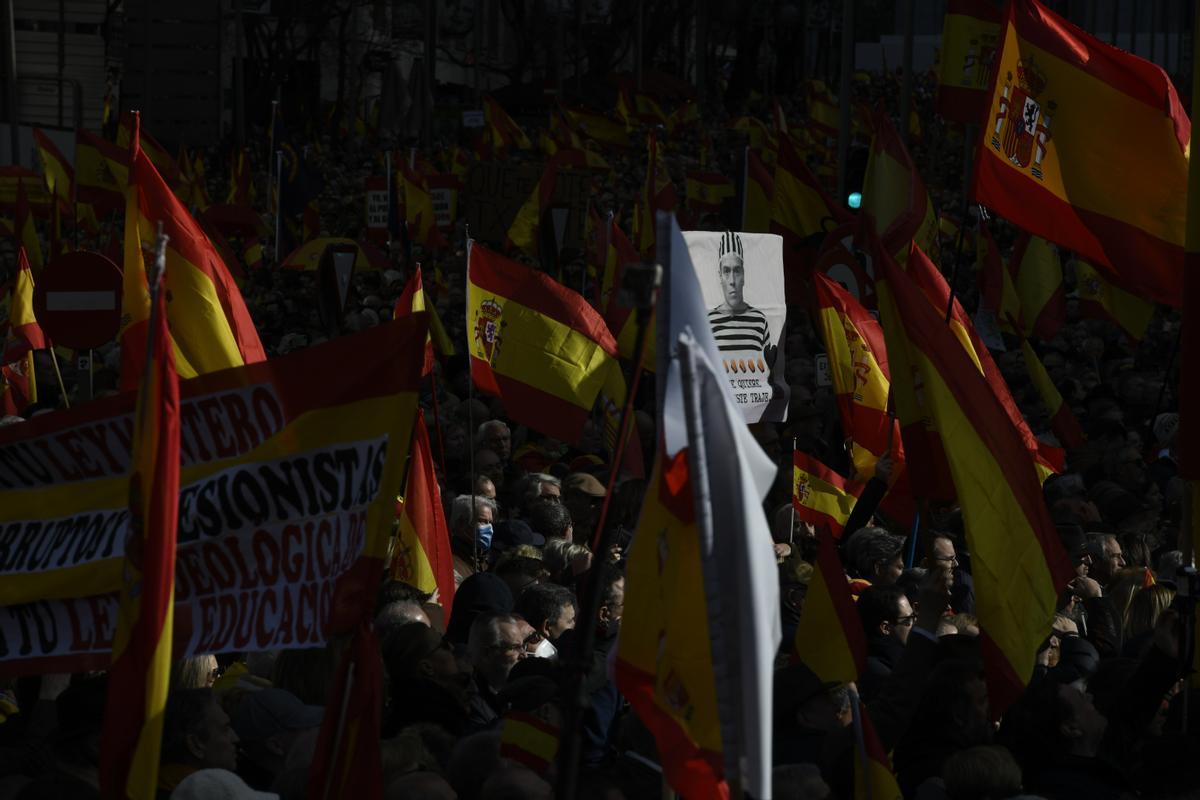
[0, 49, 1196, 800]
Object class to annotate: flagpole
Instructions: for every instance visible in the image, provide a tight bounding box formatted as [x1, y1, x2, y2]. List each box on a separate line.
[465, 234, 479, 571]
[789, 437, 798, 546]
[47, 347, 69, 409]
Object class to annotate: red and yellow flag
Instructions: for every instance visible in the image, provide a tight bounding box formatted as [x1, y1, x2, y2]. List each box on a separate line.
[937, 0, 1004, 123]
[862, 110, 939, 263]
[75, 129, 125, 212]
[119, 113, 266, 390]
[973, 0, 1187, 308]
[980, 226, 1066, 341]
[15, 180, 43, 274]
[905, 241, 1063, 481]
[633, 132, 678, 259]
[99, 256, 179, 800]
[599, 216, 656, 370]
[685, 170, 735, 214]
[394, 265, 454, 376]
[616, 453, 727, 799]
[792, 452, 864, 539]
[506, 152, 571, 257]
[467, 242, 619, 443]
[117, 112, 180, 187]
[1021, 338, 1086, 450]
[399, 161, 448, 251]
[771, 134, 850, 260]
[813, 272, 902, 481]
[806, 80, 841, 140]
[794, 527, 903, 800]
[877, 244, 1073, 715]
[560, 105, 631, 149]
[616, 85, 668, 130]
[499, 711, 559, 778]
[226, 147, 254, 206]
[32, 129, 84, 232]
[2, 247, 48, 362]
[0, 248, 45, 414]
[1075, 258, 1154, 341]
[391, 410, 456, 617]
[742, 147, 775, 234]
[483, 96, 532, 156]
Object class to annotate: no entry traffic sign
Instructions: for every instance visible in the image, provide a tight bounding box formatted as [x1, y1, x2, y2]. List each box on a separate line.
[32, 251, 123, 350]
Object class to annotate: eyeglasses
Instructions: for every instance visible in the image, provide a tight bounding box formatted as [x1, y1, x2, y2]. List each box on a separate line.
[892, 615, 917, 627]
[932, 554, 958, 564]
[491, 641, 525, 655]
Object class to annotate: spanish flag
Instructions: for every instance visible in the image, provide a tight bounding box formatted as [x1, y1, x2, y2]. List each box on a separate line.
[467, 242, 618, 443]
[771, 132, 848, 238]
[732, 115, 776, 154]
[32, 129, 86, 231]
[99, 250, 179, 800]
[904, 241, 1063, 481]
[226, 147, 253, 206]
[391, 410, 456, 617]
[14, 180, 43, 274]
[806, 80, 841, 140]
[616, 85, 668, 130]
[0, 248, 45, 413]
[813, 272, 902, 482]
[483, 96, 532, 156]
[1074, 258, 1154, 341]
[394, 265, 454, 376]
[633, 132, 677, 259]
[599, 215, 656, 371]
[399, 161, 448, 251]
[862, 110, 939, 263]
[877, 243, 1073, 714]
[792, 452, 864, 539]
[499, 712, 559, 777]
[117, 112, 180, 187]
[742, 147, 774, 233]
[937, 0, 1003, 124]
[685, 170, 735, 213]
[667, 101, 700, 135]
[506, 153, 566, 257]
[1021, 338, 1086, 450]
[599, 360, 646, 480]
[973, 0, 1187, 308]
[794, 527, 904, 800]
[1006, 232, 1066, 340]
[75, 129, 125, 212]
[119, 112, 266, 390]
[979, 225, 1065, 342]
[560, 105, 631, 149]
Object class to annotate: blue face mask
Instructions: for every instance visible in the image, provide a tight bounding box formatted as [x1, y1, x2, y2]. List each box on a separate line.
[476, 523, 494, 551]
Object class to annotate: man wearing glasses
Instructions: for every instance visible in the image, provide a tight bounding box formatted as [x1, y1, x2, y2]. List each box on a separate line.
[921, 532, 974, 614]
[856, 584, 918, 702]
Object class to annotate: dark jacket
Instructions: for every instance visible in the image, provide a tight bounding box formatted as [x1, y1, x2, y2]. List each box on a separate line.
[860, 634, 906, 703]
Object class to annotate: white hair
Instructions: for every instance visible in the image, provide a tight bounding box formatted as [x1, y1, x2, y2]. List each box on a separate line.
[476, 419, 509, 443]
[450, 494, 498, 539]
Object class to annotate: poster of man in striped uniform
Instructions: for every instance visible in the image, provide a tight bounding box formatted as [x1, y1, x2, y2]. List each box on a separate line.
[686, 230, 789, 422]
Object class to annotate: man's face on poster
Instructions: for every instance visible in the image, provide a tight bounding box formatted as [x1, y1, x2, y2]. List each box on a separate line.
[719, 255, 746, 310]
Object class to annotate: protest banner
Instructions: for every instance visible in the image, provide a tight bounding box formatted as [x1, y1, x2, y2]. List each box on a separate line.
[682, 230, 789, 423]
[0, 315, 427, 675]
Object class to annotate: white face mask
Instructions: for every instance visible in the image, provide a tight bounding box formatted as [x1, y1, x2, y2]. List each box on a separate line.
[532, 637, 557, 660]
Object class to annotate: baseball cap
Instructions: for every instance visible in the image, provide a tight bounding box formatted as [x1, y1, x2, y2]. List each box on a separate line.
[170, 768, 278, 800]
[564, 472, 606, 498]
[231, 688, 323, 743]
[494, 519, 546, 549]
